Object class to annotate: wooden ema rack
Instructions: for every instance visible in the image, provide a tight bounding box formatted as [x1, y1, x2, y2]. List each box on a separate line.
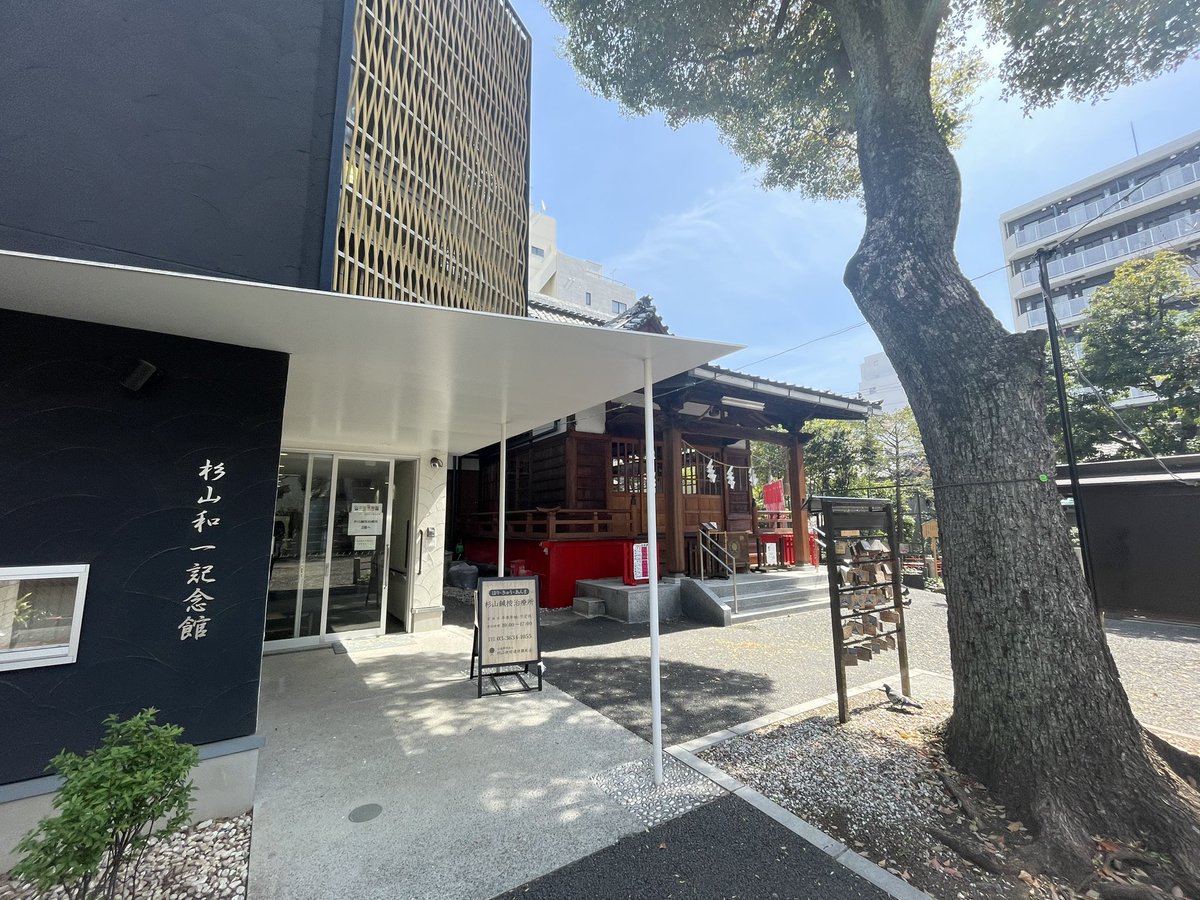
[811, 497, 913, 724]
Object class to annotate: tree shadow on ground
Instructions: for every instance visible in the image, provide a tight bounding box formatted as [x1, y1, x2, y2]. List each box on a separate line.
[539, 612, 710, 652]
[541, 653, 775, 745]
[1104, 615, 1200, 644]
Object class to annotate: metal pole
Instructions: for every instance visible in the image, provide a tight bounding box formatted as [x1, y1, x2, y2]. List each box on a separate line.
[1036, 248, 1098, 611]
[643, 357, 664, 785]
[498, 421, 507, 577]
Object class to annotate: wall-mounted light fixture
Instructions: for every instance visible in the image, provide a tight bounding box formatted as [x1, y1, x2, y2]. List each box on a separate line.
[429, 457, 445, 469]
[720, 395, 766, 412]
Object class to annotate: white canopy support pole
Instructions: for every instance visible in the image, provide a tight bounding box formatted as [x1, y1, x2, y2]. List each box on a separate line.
[643, 357, 664, 785]
[498, 421, 507, 576]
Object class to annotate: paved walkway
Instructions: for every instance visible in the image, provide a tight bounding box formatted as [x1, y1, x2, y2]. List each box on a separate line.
[249, 625, 651, 900]
[248, 621, 890, 900]
[490, 794, 890, 900]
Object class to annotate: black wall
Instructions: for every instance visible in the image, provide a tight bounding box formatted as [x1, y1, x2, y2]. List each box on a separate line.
[1082, 483, 1200, 621]
[0, 0, 346, 288]
[0, 310, 288, 783]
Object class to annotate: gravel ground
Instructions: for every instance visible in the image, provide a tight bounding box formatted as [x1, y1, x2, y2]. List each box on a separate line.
[700, 693, 1065, 900]
[0, 815, 250, 900]
[489, 793, 891, 900]
[591, 755, 725, 828]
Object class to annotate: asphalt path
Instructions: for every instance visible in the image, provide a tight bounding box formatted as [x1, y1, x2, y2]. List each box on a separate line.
[489, 794, 891, 900]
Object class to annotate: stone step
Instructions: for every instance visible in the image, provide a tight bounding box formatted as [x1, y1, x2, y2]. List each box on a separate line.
[572, 596, 606, 618]
[699, 572, 825, 599]
[724, 586, 827, 610]
[729, 598, 829, 624]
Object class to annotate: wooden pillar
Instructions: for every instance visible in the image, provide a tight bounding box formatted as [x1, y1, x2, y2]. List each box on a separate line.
[663, 418, 685, 574]
[564, 430, 578, 508]
[788, 435, 810, 566]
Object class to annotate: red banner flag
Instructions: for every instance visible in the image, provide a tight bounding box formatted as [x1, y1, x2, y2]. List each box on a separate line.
[763, 480, 786, 512]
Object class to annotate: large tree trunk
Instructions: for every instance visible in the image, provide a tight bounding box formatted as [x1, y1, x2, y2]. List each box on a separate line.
[825, 0, 1200, 883]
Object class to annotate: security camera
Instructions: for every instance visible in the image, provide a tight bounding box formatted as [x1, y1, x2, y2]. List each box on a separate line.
[429, 457, 445, 469]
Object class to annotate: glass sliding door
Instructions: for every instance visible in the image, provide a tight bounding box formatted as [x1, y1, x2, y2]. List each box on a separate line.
[265, 453, 308, 641]
[325, 457, 391, 634]
[264, 452, 390, 646]
[299, 456, 333, 637]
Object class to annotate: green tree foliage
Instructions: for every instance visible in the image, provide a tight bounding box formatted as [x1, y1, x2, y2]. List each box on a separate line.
[11, 709, 198, 900]
[751, 421, 877, 501]
[864, 407, 933, 543]
[749, 431, 790, 504]
[803, 420, 878, 495]
[547, 1, 989, 199]
[1047, 251, 1200, 458]
[545, 1, 1196, 200]
[752, 409, 934, 544]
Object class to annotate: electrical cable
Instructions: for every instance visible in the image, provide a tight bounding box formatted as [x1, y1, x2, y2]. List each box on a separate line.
[1043, 169, 1167, 253]
[725, 321, 870, 370]
[724, 178, 1195, 370]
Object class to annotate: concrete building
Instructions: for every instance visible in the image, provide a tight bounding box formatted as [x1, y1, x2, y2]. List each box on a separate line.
[0, 0, 732, 865]
[857, 352, 909, 412]
[1001, 130, 1200, 341]
[529, 210, 636, 319]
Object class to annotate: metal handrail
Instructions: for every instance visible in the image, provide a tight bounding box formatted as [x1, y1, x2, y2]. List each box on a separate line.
[811, 525, 827, 557]
[698, 530, 738, 612]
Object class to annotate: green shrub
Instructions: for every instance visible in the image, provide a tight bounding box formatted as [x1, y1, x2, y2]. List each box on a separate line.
[10, 708, 198, 900]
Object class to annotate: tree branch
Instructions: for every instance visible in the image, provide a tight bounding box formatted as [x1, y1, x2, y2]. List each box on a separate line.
[704, 44, 770, 63]
[770, 0, 795, 42]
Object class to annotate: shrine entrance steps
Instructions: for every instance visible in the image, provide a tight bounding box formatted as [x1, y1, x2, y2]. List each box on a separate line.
[680, 568, 827, 627]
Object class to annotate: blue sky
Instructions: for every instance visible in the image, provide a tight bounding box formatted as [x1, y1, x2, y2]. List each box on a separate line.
[511, 1, 1200, 396]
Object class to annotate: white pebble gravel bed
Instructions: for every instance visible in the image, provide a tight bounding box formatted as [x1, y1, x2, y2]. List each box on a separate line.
[1, 815, 251, 900]
[698, 693, 1042, 898]
[702, 696, 947, 857]
[591, 754, 725, 828]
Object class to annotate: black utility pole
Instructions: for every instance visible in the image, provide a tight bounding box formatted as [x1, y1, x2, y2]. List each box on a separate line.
[1035, 247, 1098, 612]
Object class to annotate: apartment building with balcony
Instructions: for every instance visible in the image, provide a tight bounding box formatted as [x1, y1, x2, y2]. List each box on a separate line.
[1001, 130, 1200, 340]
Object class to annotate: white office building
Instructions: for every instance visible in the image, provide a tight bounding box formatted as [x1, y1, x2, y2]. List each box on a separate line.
[1000, 130, 1200, 341]
[528, 209, 637, 320]
[858, 351, 908, 412]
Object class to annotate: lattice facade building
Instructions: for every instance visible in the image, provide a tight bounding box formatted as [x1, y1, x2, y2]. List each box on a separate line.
[329, 0, 531, 315]
[0, 0, 530, 315]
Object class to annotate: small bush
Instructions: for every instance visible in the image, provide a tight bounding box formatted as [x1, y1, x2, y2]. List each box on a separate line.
[10, 708, 198, 900]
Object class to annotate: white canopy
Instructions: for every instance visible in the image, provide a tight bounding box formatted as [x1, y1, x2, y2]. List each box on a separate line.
[0, 251, 740, 454]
